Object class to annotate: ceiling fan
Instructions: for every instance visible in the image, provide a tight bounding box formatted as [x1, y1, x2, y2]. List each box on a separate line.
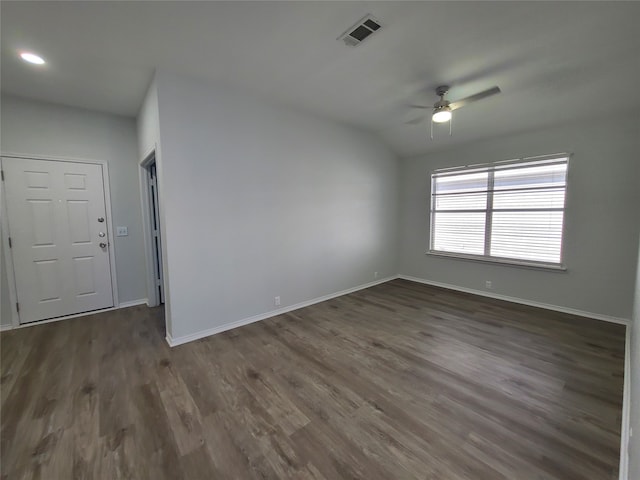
[409, 84, 501, 137]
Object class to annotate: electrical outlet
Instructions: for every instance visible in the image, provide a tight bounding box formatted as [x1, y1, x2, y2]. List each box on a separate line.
[374, 271, 379, 279]
[274, 296, 281, 306]
[116, 226, 128, 237]
[485, 280, 492, 289]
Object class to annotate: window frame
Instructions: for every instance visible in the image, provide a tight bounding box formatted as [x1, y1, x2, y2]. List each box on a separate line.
[427, 153, 571, 271]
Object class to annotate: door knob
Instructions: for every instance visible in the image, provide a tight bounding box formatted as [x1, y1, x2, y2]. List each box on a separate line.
[98, 217, 105, 223]
[99, 242, 107, 248]
[98, 232, 105, 237]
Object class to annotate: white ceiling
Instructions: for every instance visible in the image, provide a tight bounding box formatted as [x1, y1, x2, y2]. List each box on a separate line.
[2, 1, 640, 157]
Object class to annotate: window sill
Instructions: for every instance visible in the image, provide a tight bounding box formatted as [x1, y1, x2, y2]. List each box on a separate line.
[426, 250, 567, 272]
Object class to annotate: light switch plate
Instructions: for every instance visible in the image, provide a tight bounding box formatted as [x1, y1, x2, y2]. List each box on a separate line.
[116, 226, 128, 237]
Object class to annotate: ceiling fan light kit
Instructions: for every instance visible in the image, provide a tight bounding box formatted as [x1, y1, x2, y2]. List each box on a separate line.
[412, 84, 501, 140]
[432, 107, 452, 123]
[431, 85, 452, 128]
[430, 109, 452, 140]
[430, 86, 453, 138]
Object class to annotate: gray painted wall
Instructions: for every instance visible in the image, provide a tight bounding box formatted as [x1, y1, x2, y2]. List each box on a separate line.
[151, 71, 399, 340]
[398, 112, 640, 320]
[135, 76, 175, 334]
[0, 95, 147, 326]
[137, 78, 160, 159]
[628, 215, 640, 478]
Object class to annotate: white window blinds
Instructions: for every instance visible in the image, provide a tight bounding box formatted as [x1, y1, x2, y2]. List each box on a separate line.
[430, 155, 568, 267]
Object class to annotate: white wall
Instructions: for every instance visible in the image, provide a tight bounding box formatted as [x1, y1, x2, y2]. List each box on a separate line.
[150, 71, 399, 341]
[0, 95, 147, 326]
[137, 78, 160, 159]
[398, 111, 640, 320]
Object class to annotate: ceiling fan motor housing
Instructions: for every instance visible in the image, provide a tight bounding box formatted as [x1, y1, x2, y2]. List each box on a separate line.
[434, 85, 451, 109]
[435, 85, 450, 97]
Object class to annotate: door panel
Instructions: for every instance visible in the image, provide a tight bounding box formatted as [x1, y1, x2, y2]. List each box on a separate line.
[67, 200, 91, 243]
[35, 259, 63, 302]
[72, 256, 96, 295]
[24, 170, 51, 189]
[30, 200, 56, 245]
[3, 157, 114, 323]
[64, 173, 87, 190]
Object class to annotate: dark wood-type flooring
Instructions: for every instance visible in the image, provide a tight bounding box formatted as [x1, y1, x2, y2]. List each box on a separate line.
[1, 279, 626, 479]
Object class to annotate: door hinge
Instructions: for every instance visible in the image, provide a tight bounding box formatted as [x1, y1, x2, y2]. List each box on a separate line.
[1, 170, 4, 181]
[8, 237, 11, 248]
[16, 303, 20, 313]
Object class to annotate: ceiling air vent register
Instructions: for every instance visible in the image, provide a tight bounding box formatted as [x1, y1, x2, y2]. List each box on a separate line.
[338, 15, 381, 47]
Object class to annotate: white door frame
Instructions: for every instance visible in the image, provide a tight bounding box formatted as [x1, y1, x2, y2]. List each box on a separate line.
[139, 147, 162, 307]
[1, 152, 119, 327]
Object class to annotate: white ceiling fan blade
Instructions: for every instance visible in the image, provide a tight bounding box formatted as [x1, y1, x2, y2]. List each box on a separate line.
[449, 86, 501, 111]
[409, 104, 433, 109]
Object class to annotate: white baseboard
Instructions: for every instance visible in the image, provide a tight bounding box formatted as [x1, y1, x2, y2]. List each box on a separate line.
[118, 298, 148, 309]
[5, 298, 150, 331]
[620, 326, 631, 480]
[166, 275, 399, 347]
[398, 275, 630, 325]
[0, 323, 13, 332]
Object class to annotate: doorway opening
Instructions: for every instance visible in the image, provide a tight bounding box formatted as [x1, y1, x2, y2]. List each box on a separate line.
[142, 153, 165, 306]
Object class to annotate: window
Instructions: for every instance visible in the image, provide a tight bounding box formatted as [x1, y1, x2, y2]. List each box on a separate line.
[429, 154, 569, 268]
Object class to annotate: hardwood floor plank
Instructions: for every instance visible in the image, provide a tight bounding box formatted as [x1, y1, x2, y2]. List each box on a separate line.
[0, 281, 626, 479]
[155, 358, 207, 457]
[290, 422, 394, 480]
[178, 445, 222, 479]
[130, 382, 183, 480]
[202, 411, 279, 479]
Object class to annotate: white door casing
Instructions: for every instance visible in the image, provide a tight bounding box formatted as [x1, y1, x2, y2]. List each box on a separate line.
[2, 157, 114, 323]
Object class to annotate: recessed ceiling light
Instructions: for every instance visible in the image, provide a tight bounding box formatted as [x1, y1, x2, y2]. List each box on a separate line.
[20, 52, 46, 65]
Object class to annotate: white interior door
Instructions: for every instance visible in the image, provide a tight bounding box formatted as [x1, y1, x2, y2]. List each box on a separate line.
[3, 157, 114, 323]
